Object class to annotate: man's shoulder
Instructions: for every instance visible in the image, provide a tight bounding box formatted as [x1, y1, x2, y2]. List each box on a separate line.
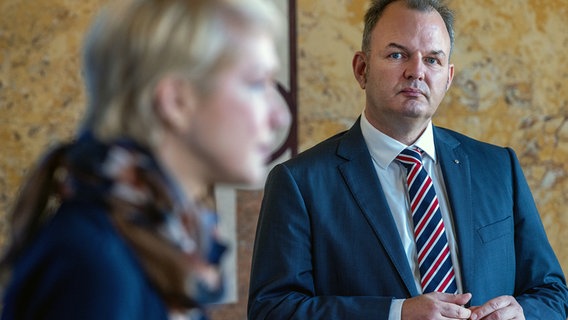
[435, 126, 508, 152]
[284, 129, 349, 166]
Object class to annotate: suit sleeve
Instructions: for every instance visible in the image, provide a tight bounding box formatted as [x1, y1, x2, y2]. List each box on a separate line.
[248, 164, 394, 320]
[507, 148, 568, 319]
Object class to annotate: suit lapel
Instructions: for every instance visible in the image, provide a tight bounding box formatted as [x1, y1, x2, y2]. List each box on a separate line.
[434, 128, 475, 295]
[337, 119, 419, 296]
[334, 123, 477, 296]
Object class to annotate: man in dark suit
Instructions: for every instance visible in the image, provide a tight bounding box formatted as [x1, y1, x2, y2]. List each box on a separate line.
[248, 0, 568, 319]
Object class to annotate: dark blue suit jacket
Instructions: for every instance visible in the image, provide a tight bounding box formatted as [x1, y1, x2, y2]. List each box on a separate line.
[248, 119, 568, 319]
[1, 200, 168, 320]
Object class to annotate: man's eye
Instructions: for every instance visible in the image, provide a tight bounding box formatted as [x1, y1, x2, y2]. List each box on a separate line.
[389, 52, 403, 59]
[425, 57, 438, 65]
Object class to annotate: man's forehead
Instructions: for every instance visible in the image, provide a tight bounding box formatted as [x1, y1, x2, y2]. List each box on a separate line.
[372, 6, 451, 51]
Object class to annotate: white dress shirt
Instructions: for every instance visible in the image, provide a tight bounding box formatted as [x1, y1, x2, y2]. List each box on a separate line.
[359, 113, 463, 319]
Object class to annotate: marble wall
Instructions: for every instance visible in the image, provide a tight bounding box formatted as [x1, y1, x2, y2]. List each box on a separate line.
[295, 0, 568, 269]
[1, 0, 567, 319]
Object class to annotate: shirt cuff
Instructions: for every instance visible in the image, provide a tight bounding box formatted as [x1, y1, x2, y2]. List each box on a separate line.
[388, 298, 405, 320]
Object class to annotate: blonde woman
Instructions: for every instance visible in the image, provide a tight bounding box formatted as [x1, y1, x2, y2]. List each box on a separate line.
[0, 0, 288, 319]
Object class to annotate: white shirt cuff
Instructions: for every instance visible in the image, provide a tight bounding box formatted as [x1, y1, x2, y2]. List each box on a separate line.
[388, 299, 405, 320]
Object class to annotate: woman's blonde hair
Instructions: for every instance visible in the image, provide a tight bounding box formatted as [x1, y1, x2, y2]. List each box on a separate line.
[0, 0, 283, 312]
[81, 0, 282, 148]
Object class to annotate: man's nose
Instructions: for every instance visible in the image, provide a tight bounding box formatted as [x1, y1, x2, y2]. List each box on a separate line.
[404, 56, 425, 81]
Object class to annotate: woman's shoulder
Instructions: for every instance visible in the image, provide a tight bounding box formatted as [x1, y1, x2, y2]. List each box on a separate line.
[2, 200, 168, 319]
[31, 200, 144, 284]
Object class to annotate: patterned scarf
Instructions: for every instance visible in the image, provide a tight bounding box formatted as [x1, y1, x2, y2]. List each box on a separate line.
[55, 133, 227, 315]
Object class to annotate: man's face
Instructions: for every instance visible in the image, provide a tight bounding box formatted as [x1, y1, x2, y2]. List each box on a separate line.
[353, 1, 454, 139]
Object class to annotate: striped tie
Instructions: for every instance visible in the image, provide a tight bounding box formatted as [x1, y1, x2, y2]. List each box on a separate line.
[396, 147, 457, 294]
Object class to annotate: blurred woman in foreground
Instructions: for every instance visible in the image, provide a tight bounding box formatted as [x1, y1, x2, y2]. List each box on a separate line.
[0, 0, 288, 319]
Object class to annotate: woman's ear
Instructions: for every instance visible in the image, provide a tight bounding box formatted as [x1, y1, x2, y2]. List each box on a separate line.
[154, 75, 197, 133]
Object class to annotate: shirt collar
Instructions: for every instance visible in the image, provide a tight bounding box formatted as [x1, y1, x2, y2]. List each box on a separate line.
[360, 112, 437, 169]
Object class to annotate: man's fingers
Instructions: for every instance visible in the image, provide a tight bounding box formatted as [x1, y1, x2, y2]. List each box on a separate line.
[427, 292, 472, 319]
[403, 293, 472, 320]
[443, 303, 472, 319]
[435, 292, 472, 305]
[469, 295, 524, 320]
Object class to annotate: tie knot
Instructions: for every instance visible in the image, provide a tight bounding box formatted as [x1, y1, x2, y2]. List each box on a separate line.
[396, 147, 423, 168]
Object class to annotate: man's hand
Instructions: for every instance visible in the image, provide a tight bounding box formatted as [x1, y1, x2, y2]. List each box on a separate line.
[402, 292, 472, 319]
[469, 295, 524, 320]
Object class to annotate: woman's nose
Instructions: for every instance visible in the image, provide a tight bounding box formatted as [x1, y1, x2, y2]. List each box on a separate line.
[269, 86, 292, 130]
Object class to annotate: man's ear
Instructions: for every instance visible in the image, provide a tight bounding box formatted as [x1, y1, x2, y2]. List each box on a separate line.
[352, 51, 368, 90]
[154, 75, 196, 133]
[446, 63, 455, 91]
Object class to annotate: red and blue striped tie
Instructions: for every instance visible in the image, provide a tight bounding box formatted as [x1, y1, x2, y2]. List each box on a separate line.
[397, 147, 457, 294]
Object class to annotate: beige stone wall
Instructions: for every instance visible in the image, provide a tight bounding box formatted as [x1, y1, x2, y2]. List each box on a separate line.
[1, 0, 567, 318]
[296, 0, 568, 273]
